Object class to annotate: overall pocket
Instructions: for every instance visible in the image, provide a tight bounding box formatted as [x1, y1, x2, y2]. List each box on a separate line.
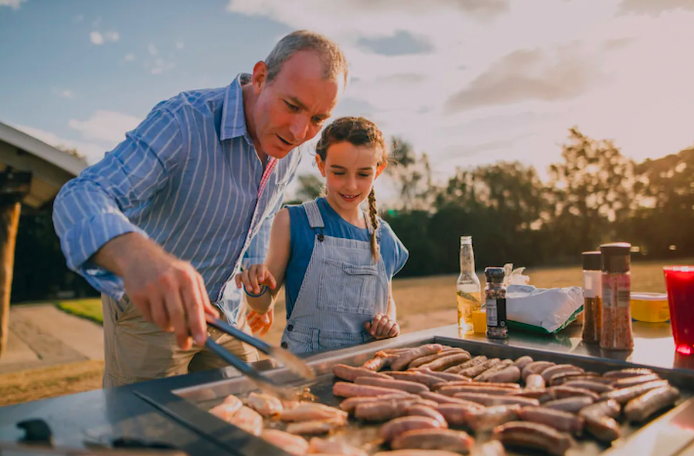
[317, 258, 379, 314]
[281, 326, 316, 355]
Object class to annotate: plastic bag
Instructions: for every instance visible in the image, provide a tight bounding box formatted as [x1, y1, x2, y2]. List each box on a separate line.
[506, 284, 584, 334]
[503, 263, 530, 286]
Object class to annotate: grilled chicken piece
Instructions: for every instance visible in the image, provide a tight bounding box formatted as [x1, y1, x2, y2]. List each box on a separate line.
[208, 394, 243, 421]
[248, 392, 283, 417]
[228, 406, 263, 436]
[307, 437, 367, 456]
[260, 429, 308, 456]
[286, 415, 347, 435]
[279, 401, 348, 422]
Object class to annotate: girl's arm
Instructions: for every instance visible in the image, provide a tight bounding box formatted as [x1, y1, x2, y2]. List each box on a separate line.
[235, 208, 291, 314]
[386, 281, 397, 320]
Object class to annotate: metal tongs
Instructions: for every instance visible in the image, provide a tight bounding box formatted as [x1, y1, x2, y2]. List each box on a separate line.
[204, 316, 316, 400]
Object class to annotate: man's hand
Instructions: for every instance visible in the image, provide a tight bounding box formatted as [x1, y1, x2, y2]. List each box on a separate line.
[234, 264, 277, 295]
[247, 308, 274, 336]
[94, 233, 219, 349]
[365, 313, 399, 340]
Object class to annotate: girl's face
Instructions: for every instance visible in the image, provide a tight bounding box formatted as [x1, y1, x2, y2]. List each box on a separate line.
[317, 141, 386, 212]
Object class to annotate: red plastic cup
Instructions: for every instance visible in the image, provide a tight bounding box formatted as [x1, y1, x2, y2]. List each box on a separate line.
[663, 266, 694, 355]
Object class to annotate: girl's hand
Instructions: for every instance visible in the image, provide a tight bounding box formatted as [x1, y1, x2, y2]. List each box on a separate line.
[247, 308, 274, 336]
[365, 313, 399, 340]
[235, 264, 277, 295]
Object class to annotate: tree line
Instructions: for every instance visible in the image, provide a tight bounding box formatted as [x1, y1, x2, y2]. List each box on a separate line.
[11, 128, 694, 301]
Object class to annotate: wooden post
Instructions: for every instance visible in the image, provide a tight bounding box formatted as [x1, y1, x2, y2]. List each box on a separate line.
[0, 169, 31, 357]
[0, 202, 21, 357]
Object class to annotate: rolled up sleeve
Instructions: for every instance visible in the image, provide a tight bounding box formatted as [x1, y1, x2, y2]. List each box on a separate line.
[52, 107, 183, 299]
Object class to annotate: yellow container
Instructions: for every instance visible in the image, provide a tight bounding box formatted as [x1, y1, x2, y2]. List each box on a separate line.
[472, 310, 487, 333]
[631, 292, 669, 323]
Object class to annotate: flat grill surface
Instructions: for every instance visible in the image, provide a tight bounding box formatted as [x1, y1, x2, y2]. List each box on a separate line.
[174, 334, 694, 455]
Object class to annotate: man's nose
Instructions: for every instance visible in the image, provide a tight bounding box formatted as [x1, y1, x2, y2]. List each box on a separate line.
[288, 116, 309, 143]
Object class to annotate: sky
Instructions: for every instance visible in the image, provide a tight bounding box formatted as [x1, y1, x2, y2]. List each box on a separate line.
[1, 0, 693, 194]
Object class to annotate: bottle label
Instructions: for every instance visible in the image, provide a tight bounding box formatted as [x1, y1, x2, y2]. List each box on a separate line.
[603, 275, 631, 309]
[497, 297, 507, 327]
[486, 298, 497, 326]
[583, 271, 602, 298]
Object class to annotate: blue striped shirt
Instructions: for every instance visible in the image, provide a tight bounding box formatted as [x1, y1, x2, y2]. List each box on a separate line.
[52, 74, 302, 322]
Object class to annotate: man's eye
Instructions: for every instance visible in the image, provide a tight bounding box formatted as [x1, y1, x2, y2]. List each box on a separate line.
[285, 101, 299, 112]
[312, 117, 324, 125]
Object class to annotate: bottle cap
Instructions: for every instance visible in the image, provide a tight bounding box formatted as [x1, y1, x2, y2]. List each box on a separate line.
[484, 267, 505, 283]
[582, 251, 601, 271]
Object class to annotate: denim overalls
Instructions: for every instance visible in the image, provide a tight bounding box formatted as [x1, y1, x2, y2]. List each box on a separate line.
[280, 200, 389, 354]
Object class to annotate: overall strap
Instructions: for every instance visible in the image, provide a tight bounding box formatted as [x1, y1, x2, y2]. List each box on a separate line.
[303, 200, 325, 242]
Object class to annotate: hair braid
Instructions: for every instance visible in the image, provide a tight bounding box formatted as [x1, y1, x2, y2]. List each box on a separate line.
[368, 187, 380, 263]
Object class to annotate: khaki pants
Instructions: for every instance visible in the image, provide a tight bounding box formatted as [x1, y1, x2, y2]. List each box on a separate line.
[102, 294, 259, 388]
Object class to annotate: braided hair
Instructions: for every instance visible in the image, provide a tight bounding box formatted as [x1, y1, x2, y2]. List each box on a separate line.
[315, 117, 387, 262]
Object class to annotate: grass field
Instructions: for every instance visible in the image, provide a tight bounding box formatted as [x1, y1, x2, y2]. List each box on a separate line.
[1, 257, 684, 407]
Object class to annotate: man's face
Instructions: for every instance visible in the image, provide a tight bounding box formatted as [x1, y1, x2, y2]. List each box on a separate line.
[251, 51, 342, 159]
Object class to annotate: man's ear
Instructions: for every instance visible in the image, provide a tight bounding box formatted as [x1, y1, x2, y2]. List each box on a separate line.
[375, 162, 388, 178]
[316, 154, 327, 177]
[251, 61, 268, 94]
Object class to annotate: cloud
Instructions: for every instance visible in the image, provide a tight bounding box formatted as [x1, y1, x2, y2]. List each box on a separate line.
[176, 41, 184, 50]
[150, 58, 176, 75]
[68, 110, 141, 143]
[124, 53, 135, 62]
[52, 88, 74, 99]
[618, 0, 694, 16]
[374, 73, 426, 84]
[13, 124, 107, 164]
[148, 44, 157, 55]
[441, 132, 536, 159]
[90, 31, 104, 45]
[357, 30, 434, 56]
[602, 36, 636, 51]
[444, 43, 598, 113]
[91, 30, 119, 45]
[0, 0, 26, 9]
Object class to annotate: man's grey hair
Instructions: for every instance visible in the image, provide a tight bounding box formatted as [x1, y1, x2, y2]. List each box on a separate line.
[265, 30, 348, 85]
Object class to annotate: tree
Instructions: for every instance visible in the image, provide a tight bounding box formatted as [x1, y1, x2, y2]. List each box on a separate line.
[295, 173, 324, 202]
[385, 137, 435, 211]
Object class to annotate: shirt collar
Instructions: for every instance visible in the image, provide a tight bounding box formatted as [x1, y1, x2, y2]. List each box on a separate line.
[220, 73, 252, 142]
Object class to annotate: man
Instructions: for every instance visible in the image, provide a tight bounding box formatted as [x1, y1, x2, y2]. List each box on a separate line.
[52, 30, 348, 387]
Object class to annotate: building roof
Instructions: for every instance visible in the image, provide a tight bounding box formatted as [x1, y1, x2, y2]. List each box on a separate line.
[0, 121, 88, 209]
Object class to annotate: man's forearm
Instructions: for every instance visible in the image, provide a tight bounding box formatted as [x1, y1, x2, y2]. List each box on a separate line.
[91, 232, 166, 277]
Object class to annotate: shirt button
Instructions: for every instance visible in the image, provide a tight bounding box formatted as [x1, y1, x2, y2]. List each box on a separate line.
[287, 324, 294, 332]
[281, 342, 288, 348]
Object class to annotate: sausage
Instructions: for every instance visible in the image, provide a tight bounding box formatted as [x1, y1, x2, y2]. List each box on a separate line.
[541, 364, 585, 383]
[404, 405, 448, 427]
[373, 451, 462, 456]
[435, 381, 519, 390]
[550, 373, 611, 386]
[458, 358, 501, 377]
[561, 380, 614, 393]
[355, 376, 429, 394]
[525, 374, 545, 389]
[333, 364, 391, 382]
[409, 348, 468, 368]
[333, 382, 411, 398]
[492, 421, 574, 456]
[487, 366, 522, 384]
[362, 355, 395, 371]
[418, 391, 486, 408]
[285, 417, 345, 435]
[435, 403, 479, 426]
[548, 386, 600, 401]
[624, 385, 680, 422]
[386, 371, 446, 389]
[600, 380, 669, 404]
[391, 429, 474, 453]
[518, 406, 584, 434]
[453, 392, 540, 407]
[419, 352, 472, 372]
[603, 367, 654, 378]
[340, 394, 408, 412]
[513, 356, 534, 371]
[417, 368, 472, 382]
[579, 399, 621, 442]
[390, 345, 444, 371]
[436, 385, 515, 396]
[354, 398, 435, 422]
[513, 389, 553, 402]
[521, 361, 556, 381]
[543, 396, 595, 413]
[466, 404, 521, 432]
[279, 402, 348, 422]
[614, 373, 661, 388]
[379, 416, 444, 442]
[445, 355, 488, 373]
[474, 359, 514, 382]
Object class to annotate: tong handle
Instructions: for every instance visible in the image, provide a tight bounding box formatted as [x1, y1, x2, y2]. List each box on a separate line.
[206, 316, 272, 355]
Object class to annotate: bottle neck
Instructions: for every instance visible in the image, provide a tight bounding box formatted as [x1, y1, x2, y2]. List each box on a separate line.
[460, 243, 475, 273]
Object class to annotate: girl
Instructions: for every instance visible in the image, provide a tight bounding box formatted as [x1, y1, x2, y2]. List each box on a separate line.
[235, 117, 409, 354]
